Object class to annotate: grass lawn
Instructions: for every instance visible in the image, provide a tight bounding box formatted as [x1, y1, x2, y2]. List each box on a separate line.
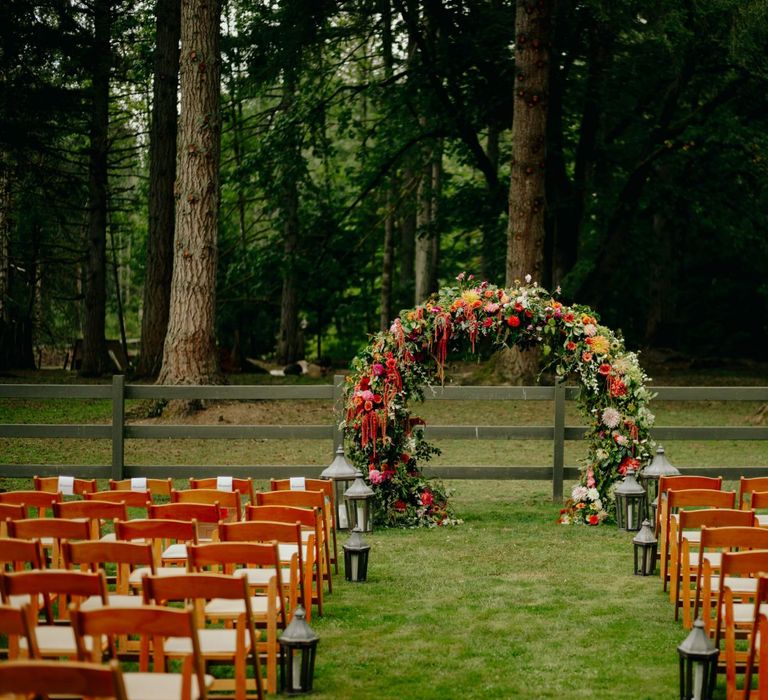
[0, 366, 765, 697]
[310, 479, 686, 699]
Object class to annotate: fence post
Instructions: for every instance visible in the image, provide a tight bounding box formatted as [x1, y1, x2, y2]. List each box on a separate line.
[111, 374, 125, 481]
[553, 381, 565, 502]
[332, 374, 345, 454]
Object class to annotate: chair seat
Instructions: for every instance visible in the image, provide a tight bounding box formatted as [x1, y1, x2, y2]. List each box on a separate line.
[80, 594, 143, 611]
[205, 596, 281, 618]
[123, 671, 214, 700]
[688, 552, 722, 568]
[711, 577, 760, 594]
[234, 567, 280, 587]
[129, 566, 185, 586]
[161, 544, 187, 562]
[100, 532, 117, 542]
[22, 625, 96, 656]
[165, 628, 244, 657]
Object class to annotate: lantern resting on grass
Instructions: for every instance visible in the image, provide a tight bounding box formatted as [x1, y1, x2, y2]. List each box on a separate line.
[677, 618, 718, 700]
[632, 519, 658, 576]
[343, 471, 374, 532]
[279, 606, 319, 695]
[343, 526, 371, 582]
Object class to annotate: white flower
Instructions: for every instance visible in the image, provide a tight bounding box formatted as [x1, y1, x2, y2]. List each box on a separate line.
[524, 274, 532, 283]
[596, 449, 609, 461]
[571, 486, 588, 501]
[587, 488, 600, 501]
[602, 407, 621, 428]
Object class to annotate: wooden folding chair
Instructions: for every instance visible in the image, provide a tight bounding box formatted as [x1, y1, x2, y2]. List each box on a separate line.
[698, 542, 768, 640]
[0, 658, 129, 700]
[72, 604, 211, 700]
[661, 487, 735, 591]
[172, 488, 243, 523]
[0, 502, 28, 536]
[114, 518, 198, 584]
[739, 477, 768, 511]
[271, 477, 339, 573]
[149, 501, 224, 544]
[86, 488, 153, 519]
[7, 516, 93, 569]
[0, 602, 40, 660]
[744, 575, 768, 700]
[190, 476, 256, 505]
[656, 474, 723, 535]
[110, 476, 173, 500]
[34, 474, 97, 497]
[0, 489, 62, 518]
[54, 499, 128, 540]
[62, 539, 156, 608]
[220, 519, 314, 619]
[255, 489, 332, 595]
[748, 491, 768, 527]
[187, 540, 288, 626]
[715, 555, 768, 699]
[142, 572, 265, 700]
[0, 538, 46, 580]
[0, 569, 108, 658]
[670, 509, 756, 626]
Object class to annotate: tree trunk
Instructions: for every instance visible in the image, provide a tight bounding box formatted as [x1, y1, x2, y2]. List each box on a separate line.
[276, 177, 301, 364]
[505, 0, 552, 383]
[397, 167, 416, 309]
[137, 0, 180, 378]
[414, 140, 441, 304]
[275, 76, 302, 365]
[80, 0, 112, 377]
[157, 0, 222, 387]
[379, 183, 396, 331]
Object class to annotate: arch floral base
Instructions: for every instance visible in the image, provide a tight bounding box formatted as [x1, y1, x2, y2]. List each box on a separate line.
[342, 275, 655, 527]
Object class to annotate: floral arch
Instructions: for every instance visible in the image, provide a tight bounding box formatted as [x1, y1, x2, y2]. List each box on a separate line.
[342, 274, 655, 527]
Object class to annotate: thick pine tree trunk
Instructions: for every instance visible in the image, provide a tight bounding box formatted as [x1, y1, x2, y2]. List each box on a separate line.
[504, 0, 551, 383]
[137, 0, 180, 378]
[80, 0, 112, 377]
[157, 0, 222, 387]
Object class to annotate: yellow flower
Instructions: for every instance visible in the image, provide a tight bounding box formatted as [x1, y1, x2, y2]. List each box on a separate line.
[461, 290, 480, 304]
[590, 335, 610, 355]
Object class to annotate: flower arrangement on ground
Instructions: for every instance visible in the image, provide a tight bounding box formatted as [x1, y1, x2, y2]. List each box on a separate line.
[342, 274, 655, 527]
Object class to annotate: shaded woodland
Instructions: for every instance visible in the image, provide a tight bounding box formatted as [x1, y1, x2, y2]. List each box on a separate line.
[1, 0, 766, 378]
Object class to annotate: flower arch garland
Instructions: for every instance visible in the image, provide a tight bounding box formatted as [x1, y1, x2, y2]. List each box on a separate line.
[342, 275, 656, 527]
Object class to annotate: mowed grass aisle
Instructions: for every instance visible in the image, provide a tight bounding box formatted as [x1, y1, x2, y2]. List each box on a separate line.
[312, 480, 683, 699]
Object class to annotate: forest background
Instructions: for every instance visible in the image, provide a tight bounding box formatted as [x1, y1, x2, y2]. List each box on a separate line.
[1, 0, 767, 381]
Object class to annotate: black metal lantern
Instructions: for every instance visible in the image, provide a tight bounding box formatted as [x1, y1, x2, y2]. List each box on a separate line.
[343, 526, 371, 582]
[677, 618, 719, 700]
[614, 468, 647, 531]
[279, 606, 319, 695]
[343, 471, 374, 533]
[640, 445, 680, 521]
[319, 445, 358, 530]
[633, 519, 658, 576]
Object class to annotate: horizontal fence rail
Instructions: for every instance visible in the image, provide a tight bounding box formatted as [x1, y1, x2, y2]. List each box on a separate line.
[0, 376, 767, 500]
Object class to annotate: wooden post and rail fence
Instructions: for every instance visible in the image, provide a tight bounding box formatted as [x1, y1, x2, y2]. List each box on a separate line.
[1, 376, 767, 500]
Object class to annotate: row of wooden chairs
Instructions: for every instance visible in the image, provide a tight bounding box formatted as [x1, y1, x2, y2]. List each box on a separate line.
[655, 474, 768, 699]
[0, 537, 298, 697]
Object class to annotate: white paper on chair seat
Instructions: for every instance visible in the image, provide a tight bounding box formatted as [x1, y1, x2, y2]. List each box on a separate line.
[58, 475, 74, 495]
[290, 477, 306, 491]
[131, 477, 147, 491]
[216, 476, 233, 491]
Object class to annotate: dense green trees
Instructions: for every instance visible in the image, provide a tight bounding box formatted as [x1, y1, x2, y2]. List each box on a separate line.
[1, 0, 766, 375]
